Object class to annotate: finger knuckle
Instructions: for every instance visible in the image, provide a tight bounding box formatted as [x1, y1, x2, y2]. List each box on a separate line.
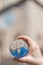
[33, 46, 39, 50]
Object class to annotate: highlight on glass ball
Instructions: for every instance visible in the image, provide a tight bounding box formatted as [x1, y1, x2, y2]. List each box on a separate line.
[9, 39, 29, 58]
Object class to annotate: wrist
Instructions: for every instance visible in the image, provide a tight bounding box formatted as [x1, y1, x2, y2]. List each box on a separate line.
[39, 59, 43, 65]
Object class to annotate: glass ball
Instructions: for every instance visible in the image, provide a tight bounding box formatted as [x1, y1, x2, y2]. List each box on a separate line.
[9, 39, 29, 58]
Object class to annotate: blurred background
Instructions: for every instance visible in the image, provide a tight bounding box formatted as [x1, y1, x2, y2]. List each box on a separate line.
[0, 0, 43, 65]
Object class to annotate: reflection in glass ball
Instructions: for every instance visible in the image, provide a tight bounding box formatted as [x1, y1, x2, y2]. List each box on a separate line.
[9, 39, 29, 58]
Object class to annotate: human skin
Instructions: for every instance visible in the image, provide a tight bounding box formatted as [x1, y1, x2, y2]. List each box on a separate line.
[16, 35, 43, 65]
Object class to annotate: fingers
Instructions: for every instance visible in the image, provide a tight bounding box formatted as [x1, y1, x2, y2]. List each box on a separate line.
[19, 56, 42, 65]
[18, 35, 38, 48]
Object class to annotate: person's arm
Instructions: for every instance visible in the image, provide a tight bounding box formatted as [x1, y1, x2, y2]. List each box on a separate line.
[17, 35, 43, 65]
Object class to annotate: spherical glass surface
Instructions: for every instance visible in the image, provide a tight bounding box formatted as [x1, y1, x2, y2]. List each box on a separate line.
[9, 39, 29, 58]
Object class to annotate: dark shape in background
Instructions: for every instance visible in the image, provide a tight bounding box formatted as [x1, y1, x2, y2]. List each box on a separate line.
[0, 0, 26, 15]
[0, 0, 43, 15]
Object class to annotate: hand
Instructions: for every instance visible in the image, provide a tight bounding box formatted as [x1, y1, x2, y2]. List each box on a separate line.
[16, 35, 43, 65]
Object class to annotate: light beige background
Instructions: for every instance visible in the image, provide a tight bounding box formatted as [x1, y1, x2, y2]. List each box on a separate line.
[0, 0, 43, 65]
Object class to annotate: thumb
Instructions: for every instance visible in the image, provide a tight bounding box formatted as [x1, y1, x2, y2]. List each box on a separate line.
[19, 56, 33, 62]
[19, 56, 43, 65]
